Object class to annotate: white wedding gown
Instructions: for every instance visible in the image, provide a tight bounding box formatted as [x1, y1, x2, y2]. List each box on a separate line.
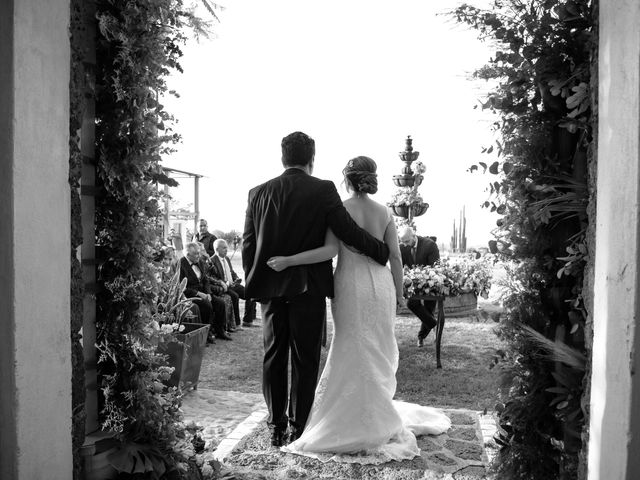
[281, 242, 451, 464]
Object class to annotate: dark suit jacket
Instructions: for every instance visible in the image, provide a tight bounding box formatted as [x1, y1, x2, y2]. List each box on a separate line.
[242, 168, 390, 300]
[179, 257, 212, 298]
[210, 255, 240, 283]
[195, 231, 218, 257]
[400, 236, 440, 268]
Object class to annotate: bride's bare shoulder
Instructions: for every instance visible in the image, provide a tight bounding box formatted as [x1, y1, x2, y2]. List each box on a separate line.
[370, 199, 391, 217]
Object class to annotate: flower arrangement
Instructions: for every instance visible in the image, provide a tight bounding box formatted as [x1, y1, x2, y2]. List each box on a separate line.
[403, 255, 494, 298]
[413, 161, 426, 175]
[388, 187, 424, 207]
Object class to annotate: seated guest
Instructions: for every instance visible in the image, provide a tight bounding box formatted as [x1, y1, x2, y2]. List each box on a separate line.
[179, 243, 232, 341]
[195, 219, 218, 257]
[161, 246, 178, 282]
[210, 238, 257, 328]
[197, 242, 237, 333]
[398, 226, 440, 347]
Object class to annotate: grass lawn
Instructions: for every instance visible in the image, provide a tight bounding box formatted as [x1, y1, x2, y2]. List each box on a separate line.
[197, 296, 502, 411]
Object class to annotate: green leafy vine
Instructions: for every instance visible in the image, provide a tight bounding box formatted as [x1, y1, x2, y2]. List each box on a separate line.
[93, 1, 218, 478]
[451, 1, 594, 478]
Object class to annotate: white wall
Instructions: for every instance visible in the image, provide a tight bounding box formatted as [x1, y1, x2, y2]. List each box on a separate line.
[588, 0, 640, 478]
[0, 0, 72, 478]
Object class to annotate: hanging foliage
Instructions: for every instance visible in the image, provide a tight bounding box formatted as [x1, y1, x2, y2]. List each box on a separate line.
[451, 1, 595, 479]
[93, 1, 219, 477]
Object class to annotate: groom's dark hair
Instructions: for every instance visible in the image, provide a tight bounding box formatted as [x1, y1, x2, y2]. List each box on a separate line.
[281, 131, 315, 167]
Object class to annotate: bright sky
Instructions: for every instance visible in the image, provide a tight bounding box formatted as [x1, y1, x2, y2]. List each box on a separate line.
[163, 0, 499, 249]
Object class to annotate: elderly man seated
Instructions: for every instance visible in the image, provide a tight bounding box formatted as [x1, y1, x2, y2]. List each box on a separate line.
[210, 238, 258, 328]
[197, 242, 237, 333]
[179, 242, 232, 341]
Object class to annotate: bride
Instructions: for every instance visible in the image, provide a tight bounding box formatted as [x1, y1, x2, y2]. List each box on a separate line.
[266, 156, 450, 464]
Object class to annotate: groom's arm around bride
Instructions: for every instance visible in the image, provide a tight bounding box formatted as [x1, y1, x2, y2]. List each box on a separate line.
[242, 136, 389, 301]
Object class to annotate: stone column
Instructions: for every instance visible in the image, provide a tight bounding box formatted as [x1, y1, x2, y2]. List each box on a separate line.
[0, 0, 72, 478]
[588, 0, 640, 478]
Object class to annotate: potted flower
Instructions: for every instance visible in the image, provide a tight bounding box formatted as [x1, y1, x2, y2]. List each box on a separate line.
[154, 270, 210, 390]
[403, 255, 494, 316]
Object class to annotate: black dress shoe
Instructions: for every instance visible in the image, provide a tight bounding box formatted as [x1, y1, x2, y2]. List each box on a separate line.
[270, 429, 285, 447]
[286, 429, 301, 444]
[217, 333, 233, 340]
[206, 336, 216, 345]
[417, 337, 425, 347]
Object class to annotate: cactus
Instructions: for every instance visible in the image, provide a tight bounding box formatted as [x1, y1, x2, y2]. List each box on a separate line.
[451, 207, 468, 252]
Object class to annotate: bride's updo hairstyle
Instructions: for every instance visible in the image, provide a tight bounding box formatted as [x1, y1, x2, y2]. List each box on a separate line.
[343, 156, 378, 195]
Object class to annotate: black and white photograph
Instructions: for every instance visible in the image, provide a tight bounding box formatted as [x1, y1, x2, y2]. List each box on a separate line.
[0, 0, 635, 479]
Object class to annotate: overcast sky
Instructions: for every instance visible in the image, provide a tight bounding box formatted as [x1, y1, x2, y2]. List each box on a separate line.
[163, 0, 500, 248]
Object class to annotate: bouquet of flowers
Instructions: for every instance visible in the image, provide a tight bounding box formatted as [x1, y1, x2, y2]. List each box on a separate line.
[413, 161, 426, 175]
[403, 263, 453, 297]
[403, 255, 494, 298]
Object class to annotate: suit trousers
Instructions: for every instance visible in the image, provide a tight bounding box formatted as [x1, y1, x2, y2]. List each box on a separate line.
[407, 298, 438, 339]
[193, 296, 227, 338]
[261, 292, 326, 433]
[228, 283, 256, 324]
[226, 287, 241, 325]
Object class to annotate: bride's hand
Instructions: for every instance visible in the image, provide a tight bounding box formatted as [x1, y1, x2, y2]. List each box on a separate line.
[396, 296, 407, 309]
[267, 256, 290, 272]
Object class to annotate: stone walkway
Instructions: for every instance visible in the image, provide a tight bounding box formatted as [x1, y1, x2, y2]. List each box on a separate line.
[182, 389, 498, 479]
[181, 388, 267, 452]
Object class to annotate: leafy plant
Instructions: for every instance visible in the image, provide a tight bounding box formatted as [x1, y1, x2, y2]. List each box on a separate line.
[91, 1, 221, 478]
[450, 1, 594, 478]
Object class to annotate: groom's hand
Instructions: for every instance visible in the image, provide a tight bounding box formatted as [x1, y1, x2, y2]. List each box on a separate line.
[267, 256, 290, 272]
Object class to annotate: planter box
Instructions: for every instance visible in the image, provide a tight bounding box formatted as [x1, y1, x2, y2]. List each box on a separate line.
[161, 322, 210, 390]
[82, 434, 118, 480]
[444, 292, 478, 317]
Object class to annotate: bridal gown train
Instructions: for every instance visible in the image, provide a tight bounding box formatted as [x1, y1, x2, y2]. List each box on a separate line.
[281, 242, 451, 464]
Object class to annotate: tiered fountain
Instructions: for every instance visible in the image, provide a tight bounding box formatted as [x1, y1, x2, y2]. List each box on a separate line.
[389, 136, 429, 226]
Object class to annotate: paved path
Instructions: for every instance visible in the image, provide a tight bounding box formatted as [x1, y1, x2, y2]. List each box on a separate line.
[182, 389, 497, 479]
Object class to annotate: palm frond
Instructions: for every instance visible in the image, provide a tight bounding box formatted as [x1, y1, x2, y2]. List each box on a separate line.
[520, 324, 586, 370]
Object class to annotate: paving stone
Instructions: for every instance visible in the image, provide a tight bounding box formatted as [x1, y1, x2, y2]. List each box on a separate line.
[452, 465, 487, 479]
[448, 412, 477, 426]
[232, 453, 282, 470]
[417, 436, 442, 452]
[449, 427, 479, 442]
[427, 452, 458, 467]
[182, 388, 265, 447]
[282, 467, 309, 479]
[232, 425, 272, 452]
[445, 439, 484, 462]
[232, 473, 270, 480]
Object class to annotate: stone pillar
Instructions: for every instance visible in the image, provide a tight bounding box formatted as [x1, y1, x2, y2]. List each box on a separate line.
[588, 0, 640, 478]
[0, 0, 72, 478]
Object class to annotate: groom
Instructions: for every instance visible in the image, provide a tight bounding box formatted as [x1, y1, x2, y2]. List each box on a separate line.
[242, 131, 390, 447]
